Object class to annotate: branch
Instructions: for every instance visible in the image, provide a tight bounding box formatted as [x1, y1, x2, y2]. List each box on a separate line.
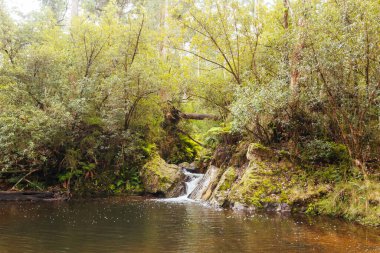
[10, 169, 41, 191]
[187, 92, 230, 112]
[177, 129, 205, 147]
[173, 47, 233, 75]
[190, 11, 240, 83]
[130, 14, 145, 67]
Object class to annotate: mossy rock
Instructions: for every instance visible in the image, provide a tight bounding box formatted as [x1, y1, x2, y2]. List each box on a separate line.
[226, 157, 295, 209]
[140, 154, 185, 197]
[209, 167, 238, 206]
[188, 165, 222, 201]
[246, 143, 274, 161]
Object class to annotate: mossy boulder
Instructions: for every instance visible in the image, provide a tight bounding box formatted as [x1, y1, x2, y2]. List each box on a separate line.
[223, 161, 293, 211]
[140, 154, 186, 197]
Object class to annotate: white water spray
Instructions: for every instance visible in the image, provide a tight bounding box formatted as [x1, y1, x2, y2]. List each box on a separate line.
[161, 170, 203, 202]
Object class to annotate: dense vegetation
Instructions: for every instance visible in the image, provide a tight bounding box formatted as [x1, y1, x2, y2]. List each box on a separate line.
[0, 0, 379, 225]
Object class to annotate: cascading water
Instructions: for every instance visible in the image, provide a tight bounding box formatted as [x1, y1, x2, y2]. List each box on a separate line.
[161, 170, 204, 202]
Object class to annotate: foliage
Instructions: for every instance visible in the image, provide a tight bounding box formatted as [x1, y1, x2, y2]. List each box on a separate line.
[301, 140, 350, 165]
[317, 180, 380, 226]
[0, 1, 169, 193]
[204, 124, 232, 148]
[0, 0, 379, 205]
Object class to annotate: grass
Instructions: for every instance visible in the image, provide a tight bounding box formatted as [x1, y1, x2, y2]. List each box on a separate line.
[316, 180, 380, 226]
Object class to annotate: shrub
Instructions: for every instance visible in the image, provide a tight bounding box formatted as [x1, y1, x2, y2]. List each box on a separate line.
[301, 140, 350, 165]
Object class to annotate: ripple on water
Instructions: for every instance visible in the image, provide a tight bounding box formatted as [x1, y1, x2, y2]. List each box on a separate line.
[0, 197, 378, 253]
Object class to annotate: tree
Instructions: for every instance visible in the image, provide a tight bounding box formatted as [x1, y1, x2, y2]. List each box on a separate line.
[40, 0, 69, 23]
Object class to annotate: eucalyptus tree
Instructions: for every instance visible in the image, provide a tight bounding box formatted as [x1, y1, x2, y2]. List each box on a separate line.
[40, 0, 69, 23]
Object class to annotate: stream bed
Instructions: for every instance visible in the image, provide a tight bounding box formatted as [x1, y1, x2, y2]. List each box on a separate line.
[0, 196, 379, 253]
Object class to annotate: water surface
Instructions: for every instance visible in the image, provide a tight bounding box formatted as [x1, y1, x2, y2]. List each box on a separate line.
[0, 197, 378, 253]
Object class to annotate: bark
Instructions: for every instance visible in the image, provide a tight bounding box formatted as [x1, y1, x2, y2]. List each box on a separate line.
[0, 191, 58, 201]
[179, 112, 220, 121]
[159, 0, 169, 57]
[71, 0, 79, 19]
[289, 4, 306, 100]
[283, 0, 289, 29]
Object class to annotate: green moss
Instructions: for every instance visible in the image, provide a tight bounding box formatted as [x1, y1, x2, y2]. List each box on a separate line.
[279, 191, 290, 204]
[305, 203, 318, 214]
[140, 153, 181, 194]
[141, 143, 157, 157]
[164, 134, 200, 164]
[278, 149, 291, 158]
[209, 141, 378, 226]
[218, 167, 237, 191]
[248, 196, 263, 207]
[83, 116, 104, 127]
[250, 142, 271, 152]
[204, 124, 232, 148]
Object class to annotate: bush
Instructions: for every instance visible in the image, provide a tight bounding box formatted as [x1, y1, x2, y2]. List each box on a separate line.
[204, 124, 232, 148]
[163, 134, 200, 164]
[301, 140, 350, 165]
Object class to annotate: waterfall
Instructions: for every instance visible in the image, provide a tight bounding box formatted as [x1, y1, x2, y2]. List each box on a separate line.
[160, 170, 203, 202]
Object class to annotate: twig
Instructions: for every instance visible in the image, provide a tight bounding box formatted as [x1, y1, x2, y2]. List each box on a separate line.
[177, 129, 205, 147]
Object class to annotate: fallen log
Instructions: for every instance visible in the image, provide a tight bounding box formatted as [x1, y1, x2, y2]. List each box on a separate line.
[179, 112, 220, 121]
[0, 170, 29, 174]
[0, 191, 66, 201]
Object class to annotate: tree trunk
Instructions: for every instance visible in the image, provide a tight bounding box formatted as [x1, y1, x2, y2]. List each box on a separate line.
[71, 0, 79, 19]
[179, 112, 220, 121]
[283, 0, 289, 29]
[160, 0, 169, 57]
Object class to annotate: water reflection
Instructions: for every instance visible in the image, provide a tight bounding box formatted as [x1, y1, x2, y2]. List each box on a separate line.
[0, 197, 378, 253]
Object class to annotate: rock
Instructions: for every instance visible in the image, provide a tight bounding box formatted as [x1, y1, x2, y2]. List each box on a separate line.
[189, 162, 197, 171]
[278, 203, 291, 212]
[209, 167, 237, 206]
[188, 165, 222, 201]
[166, 180, 187, 198]
[227, 165, 257, 204]
[232, 202, 246, 211]
[231, 202, 256, 212]
[262, 202, 291, 212]
[178, 162, 190, 169]
[178, 161, 198, 172]
[246, 143, 274, 161]
[140, 154, 186, 197]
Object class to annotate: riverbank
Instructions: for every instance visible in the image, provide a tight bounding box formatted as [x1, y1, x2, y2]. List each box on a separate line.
[1, 143, 378, 227]
[139, 143, 379, 227]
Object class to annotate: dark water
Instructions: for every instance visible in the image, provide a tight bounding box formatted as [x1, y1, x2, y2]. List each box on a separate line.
[0, 197, 378, 253]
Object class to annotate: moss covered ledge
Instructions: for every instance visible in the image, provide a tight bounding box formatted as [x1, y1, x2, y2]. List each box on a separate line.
[140, 153, 186, 197]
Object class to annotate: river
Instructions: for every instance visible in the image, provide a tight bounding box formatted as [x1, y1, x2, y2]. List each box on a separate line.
[0, 196, 378, 252]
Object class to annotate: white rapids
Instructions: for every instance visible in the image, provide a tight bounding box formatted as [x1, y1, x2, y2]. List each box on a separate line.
[160, 170, 204, 202]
